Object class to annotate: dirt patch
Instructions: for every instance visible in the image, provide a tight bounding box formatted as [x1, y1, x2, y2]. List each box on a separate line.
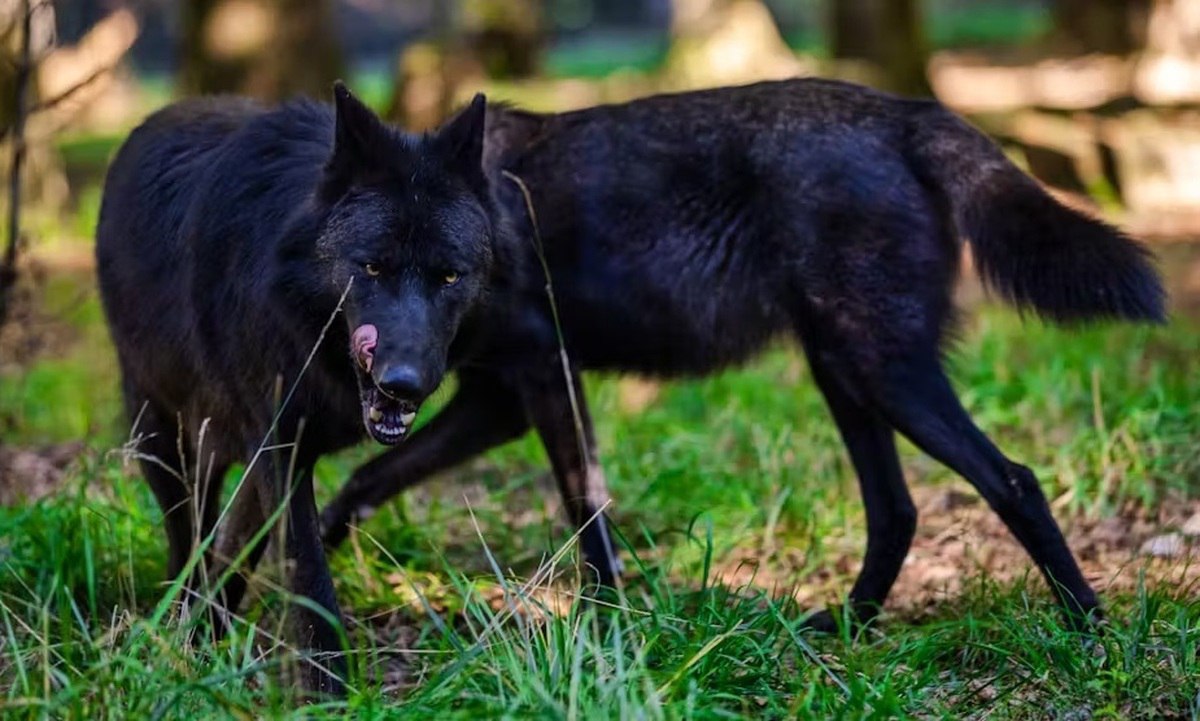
[351, 610, 423, 695]
[0, 441, 83, 505]
[0, 264, 93, 372]
[0, 284, 51, 371]
[1157, 241, 1200, 317]
[716, 485, 1200, 616]
[893, 487, 1200, 616]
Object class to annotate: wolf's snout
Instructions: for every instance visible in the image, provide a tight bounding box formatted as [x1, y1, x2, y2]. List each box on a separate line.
[376, 364, 425, 403]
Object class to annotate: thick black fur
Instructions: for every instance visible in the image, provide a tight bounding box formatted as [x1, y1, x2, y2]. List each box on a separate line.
[905, 110, 1163, 322]
[97, 78, 1164, 694]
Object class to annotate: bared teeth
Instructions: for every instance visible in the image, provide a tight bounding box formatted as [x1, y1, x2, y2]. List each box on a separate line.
[369, 406, 383, 422]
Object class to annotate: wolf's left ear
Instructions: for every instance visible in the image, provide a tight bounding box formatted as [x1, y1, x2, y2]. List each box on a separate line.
[322, 81, 387, 202]
[433, 93, 487, 183]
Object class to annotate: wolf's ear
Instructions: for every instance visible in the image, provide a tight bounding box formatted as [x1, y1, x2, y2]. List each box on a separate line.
[332, 80, 383, 160]
[323, 81, 386, 201]
[433, 93, 487, 183]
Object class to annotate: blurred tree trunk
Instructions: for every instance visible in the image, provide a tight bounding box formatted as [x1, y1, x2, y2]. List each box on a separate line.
[829, 0, 931, 96]
[669, 0, 785, 41]
[386, 1, 453, 130]
[665, 0, 807, 89]
[1, 0, 52, 134]
[830, 0, 874, 59]
[464, 0, 543, 79]
[1, 12, 18, 133]
[1145, 0, 1200, 53]
[263, 0, 344, 99]
[1052, 0, 1150, 55]
[671, 0, 736, 35]
[1, 0, 31, 331]
[180, 0, 231, 95]
[180, 0, 344, 101]
[1132, 0, 1200, 103]
[386, 1, 543, 130]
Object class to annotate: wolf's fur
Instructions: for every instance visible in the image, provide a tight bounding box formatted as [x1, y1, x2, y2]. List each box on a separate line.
[97, 78, 1163, 694]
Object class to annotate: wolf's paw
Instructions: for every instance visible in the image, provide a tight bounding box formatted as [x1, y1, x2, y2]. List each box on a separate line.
[800, 604, 880, 635]
[1063, 603, 1107, 636]
[800, 608, 840, 634]
[317, 505, 348, 549]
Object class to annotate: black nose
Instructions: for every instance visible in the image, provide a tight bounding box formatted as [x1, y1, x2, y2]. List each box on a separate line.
[377, 364, 424, 402]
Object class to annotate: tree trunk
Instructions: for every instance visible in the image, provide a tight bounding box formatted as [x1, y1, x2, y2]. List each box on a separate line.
[1132, 0, 1200, 103]
[1142, 0, 1197, 55]
[180, 0, 241, 95]
[830, 0, 875, 59]
[261, 0, 343, 99]
[0, 0, 31, 330]
[386, 0, 544, 130]
[671, 0, 735, 36]
[829, 0, 930, 96]
[180, 0, 344, 100]
[464, 0, 543, 79]
[664, 0, 806, 89]
[1053, 0, 1149, 55]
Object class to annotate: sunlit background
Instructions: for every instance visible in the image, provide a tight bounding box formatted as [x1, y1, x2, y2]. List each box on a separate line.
[11, 2, 1197, 282]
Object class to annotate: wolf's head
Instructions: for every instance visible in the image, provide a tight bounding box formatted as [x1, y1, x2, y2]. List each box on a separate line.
[315, 82, 494, 445]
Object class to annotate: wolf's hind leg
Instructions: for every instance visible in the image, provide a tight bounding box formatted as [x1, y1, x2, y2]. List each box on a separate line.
[202, 478, 271, 636]
[195, 457, 230, 551]
[518, 367, 623, 588]
[802, 345, 916, 631]
[865, 351, 1099, 627]
[132, 406, 196, 582]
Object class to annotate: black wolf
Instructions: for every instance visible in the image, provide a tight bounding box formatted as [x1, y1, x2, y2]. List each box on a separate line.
[96, 78, 1162, 693]
[96, 87, 504, 694]
[318, 79, 1163, 627]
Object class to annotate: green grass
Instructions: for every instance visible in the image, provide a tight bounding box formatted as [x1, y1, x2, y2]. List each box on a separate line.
[1, 273, 1199, 717]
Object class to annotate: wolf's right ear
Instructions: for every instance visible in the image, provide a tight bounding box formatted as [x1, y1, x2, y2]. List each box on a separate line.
[323, 81, 385, 200]
[332, 81, 383, 159]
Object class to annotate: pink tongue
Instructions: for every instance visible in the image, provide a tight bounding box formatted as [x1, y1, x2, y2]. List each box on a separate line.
[352, 324, 378, 372]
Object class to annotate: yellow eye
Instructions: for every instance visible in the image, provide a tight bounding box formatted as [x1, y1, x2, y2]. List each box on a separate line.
[443, 271, 460, 286]
[364, 263, 381, 277]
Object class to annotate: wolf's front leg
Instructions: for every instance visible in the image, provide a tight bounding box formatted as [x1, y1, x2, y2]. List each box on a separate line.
[256, 452, 347, 697]
[205, 478, 271, 637]
[320, 372, 531, 548]
[518, 363, 623, 587]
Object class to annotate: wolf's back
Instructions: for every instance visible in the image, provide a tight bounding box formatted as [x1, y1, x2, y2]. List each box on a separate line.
[95, 96, 275, 397]
[96, 97, 261, 285]
[902, 103, 1165, 324]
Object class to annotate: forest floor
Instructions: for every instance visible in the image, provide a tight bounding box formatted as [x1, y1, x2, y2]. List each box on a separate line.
[0, 243, 1198, 718]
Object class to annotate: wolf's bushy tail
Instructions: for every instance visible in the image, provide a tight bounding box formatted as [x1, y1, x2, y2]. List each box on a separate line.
[904, 103, 1165, 324]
